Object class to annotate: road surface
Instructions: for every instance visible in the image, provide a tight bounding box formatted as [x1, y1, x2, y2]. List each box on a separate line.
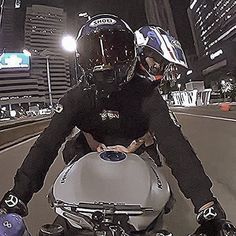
[0, 105, 236, 235]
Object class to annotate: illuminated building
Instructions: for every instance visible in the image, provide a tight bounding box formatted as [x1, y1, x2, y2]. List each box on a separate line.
[0, 3, 70, 111]
[0, 0, 16, 52]
[188, 0, 236, 87]
[24, 4, 70, 105]
[145, 0, 178, 38]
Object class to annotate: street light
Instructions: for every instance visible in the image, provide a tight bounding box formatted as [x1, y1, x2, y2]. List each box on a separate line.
[61, 35, 76, 52]
[26, 48, 53, 108]
[23, 49, 32, 57]
[61, 35, 78, 84]
[78, 12, 91, 20]
[22, 48, 53, 108]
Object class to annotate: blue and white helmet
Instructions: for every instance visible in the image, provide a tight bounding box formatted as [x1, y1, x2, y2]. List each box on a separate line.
[135, 26, 188, 68]
[135, 26, 188, 82]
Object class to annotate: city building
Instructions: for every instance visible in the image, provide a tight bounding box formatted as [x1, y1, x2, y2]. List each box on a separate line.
[144, 0, 178, 38]
[24, 4, 70, 105]
[187, 0, 236, 88]
[0, 0, 24, 51]
[0, 4, 71, 112]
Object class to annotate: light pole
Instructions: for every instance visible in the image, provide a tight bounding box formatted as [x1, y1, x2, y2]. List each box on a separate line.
[177, 83, 182, 106]
[23, 48, 53, 108]
[39, 49, 53, 108]
[0, 0, 5, 28]
[61, 35, 78, 85]
[45, 55, 53, 108]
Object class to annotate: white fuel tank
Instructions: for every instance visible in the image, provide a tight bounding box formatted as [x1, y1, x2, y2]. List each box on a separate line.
[53, 151, 170, 230]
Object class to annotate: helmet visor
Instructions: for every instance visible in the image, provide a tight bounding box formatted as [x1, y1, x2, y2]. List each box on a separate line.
[77, 30, 135, 71]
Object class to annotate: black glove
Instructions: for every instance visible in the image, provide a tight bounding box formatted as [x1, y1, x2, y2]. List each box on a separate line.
[192, 200, 236, 236]
[196, 200, 226, 224]
[0, 191, 28, 217]
[192, 219, 236, 236]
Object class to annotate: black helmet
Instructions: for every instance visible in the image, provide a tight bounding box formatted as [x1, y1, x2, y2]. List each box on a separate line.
[76, 14, 137, 96]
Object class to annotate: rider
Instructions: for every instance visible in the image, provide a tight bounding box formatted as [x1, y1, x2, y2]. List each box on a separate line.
[0, 14, 235, 235]
[135, 25, 188, 86]
[63, 25, 187, 167]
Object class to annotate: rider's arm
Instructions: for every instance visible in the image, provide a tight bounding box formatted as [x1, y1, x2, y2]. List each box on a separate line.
[142, 87, 214, 212]
[9, 85, 85, 205]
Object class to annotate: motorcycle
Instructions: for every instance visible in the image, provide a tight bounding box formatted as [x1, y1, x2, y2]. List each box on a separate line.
[1, 151, 236, 236]
[40, 150, 174, 236]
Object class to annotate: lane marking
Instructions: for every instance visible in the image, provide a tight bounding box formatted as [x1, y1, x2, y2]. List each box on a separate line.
[0, 135, 39, 154]
[175, 112, 236, 123]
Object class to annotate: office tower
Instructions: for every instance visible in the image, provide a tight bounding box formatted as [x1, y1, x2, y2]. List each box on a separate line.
[188, 0, 236, 57]
[0, 0, 35, 112]
[145, 0, 178, 38]
[0, 0, 16, 51]
[0, 4, 70, 112]
[188, 0, 236, 85]
[24, 4, 70, 105]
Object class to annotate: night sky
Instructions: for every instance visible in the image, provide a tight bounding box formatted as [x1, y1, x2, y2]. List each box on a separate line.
[66, 0, 195, 55]
[170, 0, 195, 55]
[65, 0, 195, 55]
[22, 0, 195, 55]
[65, 0, 148, 34]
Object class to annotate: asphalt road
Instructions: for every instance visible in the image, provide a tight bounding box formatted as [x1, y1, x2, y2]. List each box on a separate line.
[0, 105, 236, 236]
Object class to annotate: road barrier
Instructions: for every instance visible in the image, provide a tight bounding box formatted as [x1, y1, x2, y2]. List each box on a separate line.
[171, 89, 212, 107]
[0, 117, 51, 150]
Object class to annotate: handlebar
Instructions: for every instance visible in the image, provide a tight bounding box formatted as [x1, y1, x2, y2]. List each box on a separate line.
[53, 200, 154, 216]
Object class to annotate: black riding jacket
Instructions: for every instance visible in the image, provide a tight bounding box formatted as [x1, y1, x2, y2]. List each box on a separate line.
[12, 74, 214, 212]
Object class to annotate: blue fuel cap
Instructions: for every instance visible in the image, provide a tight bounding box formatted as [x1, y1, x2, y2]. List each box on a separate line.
[99, 151, 126, 161]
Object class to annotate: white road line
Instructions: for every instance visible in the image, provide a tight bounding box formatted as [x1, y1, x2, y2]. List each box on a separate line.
[175, 112, 236, 122]
[0, 135, 39, 154]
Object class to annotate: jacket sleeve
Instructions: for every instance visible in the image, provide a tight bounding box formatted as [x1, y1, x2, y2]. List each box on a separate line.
[143, 88, 214, 212]
[12, 86, 82, 204]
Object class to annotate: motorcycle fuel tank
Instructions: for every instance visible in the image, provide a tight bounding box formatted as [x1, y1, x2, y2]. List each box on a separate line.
[53, 151, 170, 230]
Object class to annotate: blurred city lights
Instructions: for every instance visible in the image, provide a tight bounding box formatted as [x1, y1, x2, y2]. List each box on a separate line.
[78, 12, 91, 20]
[23, 49, 32, 57]
[187, 70, 193, 75]
[221, 80, 226, 85]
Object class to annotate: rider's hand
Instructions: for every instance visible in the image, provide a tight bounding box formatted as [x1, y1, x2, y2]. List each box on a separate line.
[192, 219, 236, 236]
[0, 191, 28, 217]
[196, 200, 226, 224]
[192, 200, 236, 235]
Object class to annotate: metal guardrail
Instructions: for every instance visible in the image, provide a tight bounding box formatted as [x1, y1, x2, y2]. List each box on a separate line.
[0, 116, 51, 150]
